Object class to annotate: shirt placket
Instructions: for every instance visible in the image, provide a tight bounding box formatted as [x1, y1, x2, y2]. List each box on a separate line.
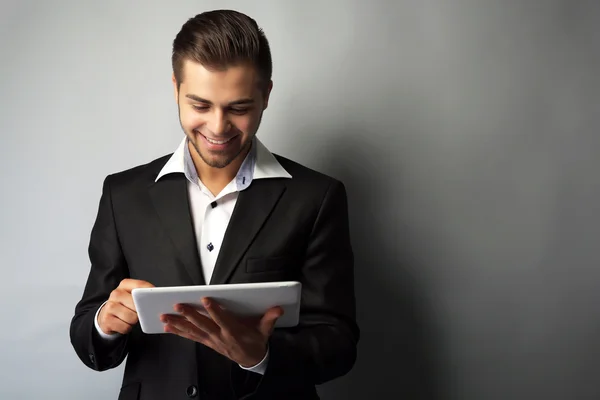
[198, 182, 237, 284]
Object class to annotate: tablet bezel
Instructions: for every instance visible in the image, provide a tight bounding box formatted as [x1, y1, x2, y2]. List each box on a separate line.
[131, 281, 301, 334]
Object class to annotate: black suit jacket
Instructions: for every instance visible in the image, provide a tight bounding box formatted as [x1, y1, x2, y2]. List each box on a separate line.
[69, 152, 359, 400]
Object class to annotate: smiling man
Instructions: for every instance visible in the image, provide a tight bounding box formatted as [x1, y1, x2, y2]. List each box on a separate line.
[70, 9, 359, 400]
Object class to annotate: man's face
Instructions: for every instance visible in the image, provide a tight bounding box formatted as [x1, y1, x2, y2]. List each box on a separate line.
[174, 59, 271, 169]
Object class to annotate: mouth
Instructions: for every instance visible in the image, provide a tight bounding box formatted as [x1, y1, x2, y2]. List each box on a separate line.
[195, 131, 239, 149]
[203, 135, 235, 145]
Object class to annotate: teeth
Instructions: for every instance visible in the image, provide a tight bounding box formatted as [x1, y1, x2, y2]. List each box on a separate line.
[205, 136, 232, 145]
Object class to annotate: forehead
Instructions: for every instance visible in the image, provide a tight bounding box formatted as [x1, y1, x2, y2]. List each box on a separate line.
[180, 59, 261, 101]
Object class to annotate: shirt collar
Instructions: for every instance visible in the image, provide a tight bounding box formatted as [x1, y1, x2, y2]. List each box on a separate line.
[155, 136, 292, 188]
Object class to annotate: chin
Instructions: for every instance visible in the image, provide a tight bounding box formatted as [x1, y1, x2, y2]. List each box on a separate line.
[203, 154, 236, 169]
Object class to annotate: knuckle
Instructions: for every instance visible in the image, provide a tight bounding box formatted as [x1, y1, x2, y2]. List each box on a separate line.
[104, 301, 117, 313]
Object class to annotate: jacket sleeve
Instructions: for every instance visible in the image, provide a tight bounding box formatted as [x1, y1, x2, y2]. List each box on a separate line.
[237, 180, 360, 398]
[69, 175, 130, 371]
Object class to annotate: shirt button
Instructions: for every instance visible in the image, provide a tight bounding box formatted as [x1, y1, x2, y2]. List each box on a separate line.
[186, 385, 198, 397]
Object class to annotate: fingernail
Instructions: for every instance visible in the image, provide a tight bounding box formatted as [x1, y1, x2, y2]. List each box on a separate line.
[202, 298, 211, 307]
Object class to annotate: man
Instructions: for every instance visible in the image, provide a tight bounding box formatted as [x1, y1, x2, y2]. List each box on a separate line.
[70, 9, 359, 400]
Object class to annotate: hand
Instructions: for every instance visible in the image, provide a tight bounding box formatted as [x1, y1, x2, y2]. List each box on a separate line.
[98, 278, 154, 335]
[160, 298, 283, 367]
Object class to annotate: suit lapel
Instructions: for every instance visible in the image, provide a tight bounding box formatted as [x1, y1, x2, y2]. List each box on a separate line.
[209, 179, 287, 285]
[148, 175, 206, 285]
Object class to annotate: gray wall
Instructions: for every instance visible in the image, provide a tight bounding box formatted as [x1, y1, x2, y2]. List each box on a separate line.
[1, 1, 599, 399]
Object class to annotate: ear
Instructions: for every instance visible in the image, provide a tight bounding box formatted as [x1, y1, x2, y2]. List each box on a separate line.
[262, 80, 273, 110]
[172, 73, 179, 103]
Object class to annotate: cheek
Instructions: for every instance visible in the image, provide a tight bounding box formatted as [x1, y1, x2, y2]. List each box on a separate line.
[235, 120, 253, 133]
[234, 114, 260, 134]
[180, 111, 204, 130]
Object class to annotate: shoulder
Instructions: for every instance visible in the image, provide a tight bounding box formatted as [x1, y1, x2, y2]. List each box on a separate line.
[273, 153, 348, 201]
[276, 153, 340, 182]
[103, 153, 172, 193]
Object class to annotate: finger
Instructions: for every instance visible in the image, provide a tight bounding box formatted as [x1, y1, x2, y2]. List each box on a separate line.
[118, 278, 155, 293]
[159, 313, 187, 324]
[163, 315, 210, 343]
[258, 306, 284, 337]
[175, 303, 220, 336]
[164, 323, 208, 345]
[201, 298, 237, 332]
[110, 289, 136, 312]
[103, 315, 133, 335]
[104, 301, 138, 325]
[163, 323, 192, 339]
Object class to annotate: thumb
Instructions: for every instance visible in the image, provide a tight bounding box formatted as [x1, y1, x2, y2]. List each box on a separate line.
[258, 306, 284, 337]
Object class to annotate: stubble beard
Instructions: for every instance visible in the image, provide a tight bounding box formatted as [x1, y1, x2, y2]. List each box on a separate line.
[190, 134, 252, 169]
[177, 104, 262, 169]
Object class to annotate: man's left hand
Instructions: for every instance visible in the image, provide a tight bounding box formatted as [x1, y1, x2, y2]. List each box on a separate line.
[160, 298, 283, 367]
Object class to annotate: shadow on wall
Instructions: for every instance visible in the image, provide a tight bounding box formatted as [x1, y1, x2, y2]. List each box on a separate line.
[284, 125, 442, 400]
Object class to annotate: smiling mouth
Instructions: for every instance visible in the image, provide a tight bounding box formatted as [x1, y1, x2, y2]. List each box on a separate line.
[198, 132, 236, 145]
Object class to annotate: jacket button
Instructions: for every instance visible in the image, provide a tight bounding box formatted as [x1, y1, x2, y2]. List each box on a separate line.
[186, 385, 198, 397]
[89, 353, 95, 364]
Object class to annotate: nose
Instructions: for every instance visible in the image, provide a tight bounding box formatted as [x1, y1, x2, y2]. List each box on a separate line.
[207, 110, 231, 136]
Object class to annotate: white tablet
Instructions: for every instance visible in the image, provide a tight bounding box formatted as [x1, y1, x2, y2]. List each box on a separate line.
[131, 281, 301, 334]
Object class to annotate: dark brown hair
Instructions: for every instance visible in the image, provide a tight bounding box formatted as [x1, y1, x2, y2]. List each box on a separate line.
[172, 10, 272, 90]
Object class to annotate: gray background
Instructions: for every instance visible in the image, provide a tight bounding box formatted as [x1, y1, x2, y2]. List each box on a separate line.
[1, 1, 599, 399]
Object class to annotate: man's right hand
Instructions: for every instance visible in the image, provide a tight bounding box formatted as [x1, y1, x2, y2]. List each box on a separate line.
[98, 278, 154, 335]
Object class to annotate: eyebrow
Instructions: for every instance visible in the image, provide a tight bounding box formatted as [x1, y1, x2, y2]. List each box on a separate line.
[185, 94, 255, 106]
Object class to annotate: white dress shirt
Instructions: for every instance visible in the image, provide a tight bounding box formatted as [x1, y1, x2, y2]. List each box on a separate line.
[94, 136, 291, 375]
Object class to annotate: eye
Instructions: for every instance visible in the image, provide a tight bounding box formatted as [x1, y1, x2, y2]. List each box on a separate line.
[192, 105, 209, 112]
[229, 108, 249, 115]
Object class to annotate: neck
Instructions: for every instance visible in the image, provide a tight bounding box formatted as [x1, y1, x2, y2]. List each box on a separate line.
[188, 142, 250, 196]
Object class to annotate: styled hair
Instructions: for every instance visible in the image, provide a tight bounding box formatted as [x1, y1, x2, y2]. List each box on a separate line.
[172, 9, 272, 90]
